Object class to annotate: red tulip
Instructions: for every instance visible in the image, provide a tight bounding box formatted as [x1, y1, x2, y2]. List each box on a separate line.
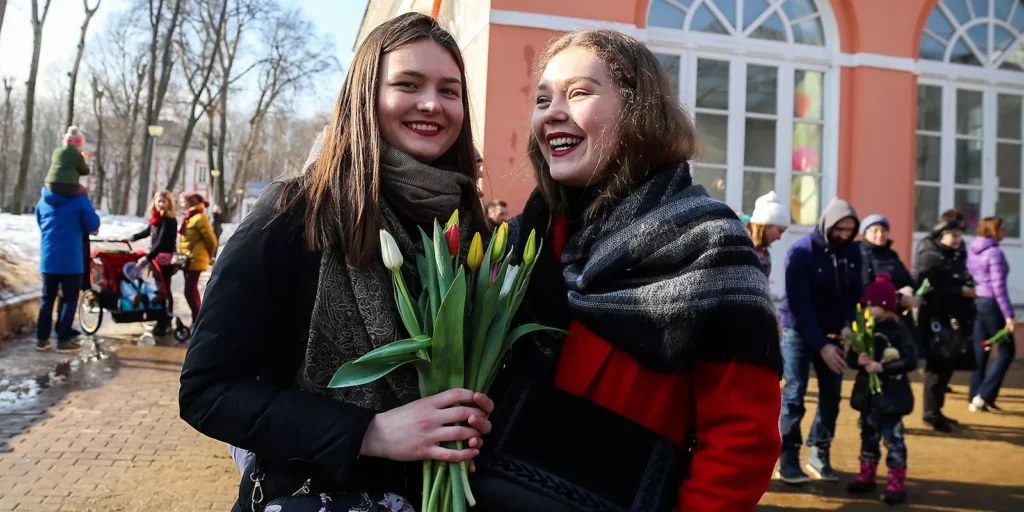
[444, 224, 459, 256]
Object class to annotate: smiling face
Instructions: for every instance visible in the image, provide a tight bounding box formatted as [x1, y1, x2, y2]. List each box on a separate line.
[376, 39, 464, 163]
[865, 224, 890, 246]
[532, 46, 623, 187]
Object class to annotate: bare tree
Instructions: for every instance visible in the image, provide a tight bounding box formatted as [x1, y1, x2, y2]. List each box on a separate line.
[0, 0, 7, 43]
[66, 0, 102, 128]
[90, 75, 106, 208]
[11, 0, 54, 214]
[136, 0, 185, 216]
[1, 77, 14, 210]
[222, 7, 335, 216]
[165, 0, 228, 191]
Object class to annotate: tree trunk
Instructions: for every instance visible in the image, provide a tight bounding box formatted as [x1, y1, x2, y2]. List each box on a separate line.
[0, 0, 8, 44]
[216, 85, 227, 213]
[119, 67, 147, 214]
[0, 78, 14, 211]
[12, 0, 53, 214]
[91, 76, 105, 209]
[66, 1, 100, 128]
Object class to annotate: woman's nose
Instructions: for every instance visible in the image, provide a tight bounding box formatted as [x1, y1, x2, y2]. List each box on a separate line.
[542, 97, 569, 124]
[418, 93, 442, 115]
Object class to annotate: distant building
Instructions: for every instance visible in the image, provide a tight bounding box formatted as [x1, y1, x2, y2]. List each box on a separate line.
[237, 181, 271, 221]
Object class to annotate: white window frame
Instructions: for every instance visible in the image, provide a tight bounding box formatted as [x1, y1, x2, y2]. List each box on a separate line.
[196, 164, 208, 184]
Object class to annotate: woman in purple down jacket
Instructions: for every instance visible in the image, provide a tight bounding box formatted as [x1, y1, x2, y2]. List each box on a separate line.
[966, 217, 1016, 413]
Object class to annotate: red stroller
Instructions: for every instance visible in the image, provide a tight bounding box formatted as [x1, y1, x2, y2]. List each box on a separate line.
[77, 238, 191, 343]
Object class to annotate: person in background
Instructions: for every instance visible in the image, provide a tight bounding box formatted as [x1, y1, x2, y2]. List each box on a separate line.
[777, 198, 861, 484]
[844, 273, 917, 505]
[859, 214, 923, 349]
[966, 216, 1015, 413]
[125, 190, 179, 335]
[178, 193, 218, 327]
[484, 199, 507, 231]
[914, 209, 976, 432]
[211, 204, 225, 248]
[746, 190, 788, 277]
[35, 184, 100, 352]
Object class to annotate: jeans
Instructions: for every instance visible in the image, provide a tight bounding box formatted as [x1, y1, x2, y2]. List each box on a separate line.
[37, 273, 83, 341]
[780, 328, 844, 452]
[970, 298, 1016, 404]
[183, 270, 202, 321]
[859, 413, 907, 469]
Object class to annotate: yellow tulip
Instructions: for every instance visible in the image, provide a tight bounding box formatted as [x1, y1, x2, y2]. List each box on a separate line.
[491, 222, 508, 262]
[446, 209, 460, 230]
[468, 233, 483, 270]
[523, 229, 537, 265]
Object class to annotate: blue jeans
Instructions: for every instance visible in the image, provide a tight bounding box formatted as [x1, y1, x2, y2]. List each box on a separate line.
[37, 273, 82, 341]
[780, 328, 844, 453]
[859, 413, 907, 469]
[970, 298, 1016, 404]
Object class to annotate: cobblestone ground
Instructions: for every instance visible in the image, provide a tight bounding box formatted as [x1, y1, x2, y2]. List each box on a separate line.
[2, 275, 1023, 512]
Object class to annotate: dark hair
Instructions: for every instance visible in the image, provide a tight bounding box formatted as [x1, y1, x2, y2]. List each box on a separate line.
[526, 29, 698, 221]
[977, 216, 1004, 239]
[485, 200, 507, 209]
[276, 13, 483, 266]
[940, 208, 965, 227]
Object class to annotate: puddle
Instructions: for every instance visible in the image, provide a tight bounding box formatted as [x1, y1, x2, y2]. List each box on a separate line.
[0, 337, 117, 413]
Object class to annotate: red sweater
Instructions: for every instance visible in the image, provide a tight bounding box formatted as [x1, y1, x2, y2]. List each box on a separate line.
[550, 217, 782, 511]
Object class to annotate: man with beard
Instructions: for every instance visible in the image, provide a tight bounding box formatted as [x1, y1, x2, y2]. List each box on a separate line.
[776, 199, 862, 484]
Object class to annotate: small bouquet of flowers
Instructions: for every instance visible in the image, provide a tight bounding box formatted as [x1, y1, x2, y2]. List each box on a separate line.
[328, 211, 562, 512]
[981, 327, 1013, 352]
[847, 304, 884, 395]
[905, 278, 931, 323]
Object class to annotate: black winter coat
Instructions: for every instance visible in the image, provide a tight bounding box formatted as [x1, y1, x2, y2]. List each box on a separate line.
[178, 182, 417, 506]
[860, 240, 914, 291]
[913, 237, 977, 371]
[846, 318, 918, 416]
[131, 216, 178, 261]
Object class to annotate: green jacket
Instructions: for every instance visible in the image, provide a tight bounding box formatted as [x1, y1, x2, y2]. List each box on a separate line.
[44, 146, 90, 186]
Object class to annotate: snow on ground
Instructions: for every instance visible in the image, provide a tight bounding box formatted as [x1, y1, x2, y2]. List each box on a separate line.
[0, 212, 236, 301]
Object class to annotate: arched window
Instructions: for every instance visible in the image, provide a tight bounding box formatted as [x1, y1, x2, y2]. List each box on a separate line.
[647, 0, 838, 225]
[916, 0, 1024, 238]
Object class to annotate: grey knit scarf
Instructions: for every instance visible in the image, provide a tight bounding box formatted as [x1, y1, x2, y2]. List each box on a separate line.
[297, 148, 476, 411]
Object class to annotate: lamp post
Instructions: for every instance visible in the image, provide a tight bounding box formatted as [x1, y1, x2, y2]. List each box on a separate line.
[147, 124, 164, 196]
[236, 187, 245, 222]
[210, 168, 220, 205]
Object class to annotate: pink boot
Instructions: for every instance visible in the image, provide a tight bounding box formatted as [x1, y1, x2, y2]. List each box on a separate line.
[846, 459, 877, 494]
[882, 467, 906, 504]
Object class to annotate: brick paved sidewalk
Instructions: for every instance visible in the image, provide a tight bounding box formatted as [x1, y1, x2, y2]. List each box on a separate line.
[0, 344, 237, 511]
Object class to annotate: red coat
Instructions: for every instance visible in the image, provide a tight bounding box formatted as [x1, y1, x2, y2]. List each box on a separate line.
[550, 217, 782, 511]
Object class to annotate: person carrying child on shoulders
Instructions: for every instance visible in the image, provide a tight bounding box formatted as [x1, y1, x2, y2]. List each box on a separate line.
[846, 273, 919, 505]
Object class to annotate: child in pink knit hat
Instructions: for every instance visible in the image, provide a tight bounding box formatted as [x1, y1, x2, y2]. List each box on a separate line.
[44, 125, 90, 197]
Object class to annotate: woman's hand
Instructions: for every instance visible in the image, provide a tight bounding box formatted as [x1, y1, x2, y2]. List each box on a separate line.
[857, 353, 873, 367]
[359, 388, 493, 464]
[898, 286, 915, 298]
[864, 361, 884, 374]
[1007, 318, 1017, 333]
[899, 294, 922, 309]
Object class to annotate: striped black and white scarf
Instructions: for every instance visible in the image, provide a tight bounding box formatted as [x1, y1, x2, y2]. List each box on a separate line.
[515, 162, 782, 374]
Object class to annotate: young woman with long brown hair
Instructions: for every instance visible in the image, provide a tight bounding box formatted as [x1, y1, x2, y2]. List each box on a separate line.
[178, 13, 492, 511]
[506, 29, 782, 510]
[125, 190, 179, 334]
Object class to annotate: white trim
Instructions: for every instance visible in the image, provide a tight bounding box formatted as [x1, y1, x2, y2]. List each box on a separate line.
[836, 53, 917, 73]
[489, 9, 638, 35]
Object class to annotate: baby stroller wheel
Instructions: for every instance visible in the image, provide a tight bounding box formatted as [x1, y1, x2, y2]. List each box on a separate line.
[173, 324, 191, 342]
[78, 291, 103, 335]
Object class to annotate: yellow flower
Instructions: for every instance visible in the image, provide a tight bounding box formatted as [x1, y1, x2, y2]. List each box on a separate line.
[446, 209, 460, 230]
[523, 229, 537, 265]
[490, 222, 508, 262]
[468, 233, 483, 270]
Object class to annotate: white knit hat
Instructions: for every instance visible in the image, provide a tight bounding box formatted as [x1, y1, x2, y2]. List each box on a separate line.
[749, 191, 787, 226]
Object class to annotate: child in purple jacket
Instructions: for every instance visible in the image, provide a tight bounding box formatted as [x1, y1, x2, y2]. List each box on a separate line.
[966, 217, 1016, 413]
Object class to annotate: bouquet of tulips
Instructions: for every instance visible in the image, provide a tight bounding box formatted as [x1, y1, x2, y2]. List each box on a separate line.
[981, 327, 1012, 351]
[846, 304, 884, 395]
[328, 210, 561, 512]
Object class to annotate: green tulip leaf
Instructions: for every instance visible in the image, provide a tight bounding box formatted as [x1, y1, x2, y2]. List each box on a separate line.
[328, 352, 426, 388]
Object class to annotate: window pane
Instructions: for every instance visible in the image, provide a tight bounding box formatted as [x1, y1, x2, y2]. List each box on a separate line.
[750, 12, 786, 42]
[692, 165, 727, 201]
[655, 54, 681, 100]
[997, 142, 1022, 189]
[712, 0, 738, 27]
[793, 122, 822, 172]
[971, 0, 990, 20]
[996, 0, 1014, 20]
[918, 85, 942, 131]
[946, 0, 971, 25]
[917, 135, 942, 182]
[781, 0, 817, 21]
[792, 18, 825, 46]
[696, 113, 728, 164]
[925, 7, 956, 42]
[696, 59, 729, 110]
[995, 26, 1017, 58]
[957, 89, 983, 136]
[743, 0, 770, 31]
[746, 64, 777, 114]
[794, 70, 823, 119]
[997, 192, 1022, 238]
[954, 188, 983, 230]
[951, 37, 983, 66]
[744, 118, 776, 168]
[955, 139, 983, 185]
[915, 185, 941, 232]
[691, 2, 729, 34]
[742, 171, 775, 214]
[791, 174, 821, 226]
[966, 24, 989, 57]
[920, 33, 946, 61]
[998, 94, 1022, 139]
[648, 0, 686, 28]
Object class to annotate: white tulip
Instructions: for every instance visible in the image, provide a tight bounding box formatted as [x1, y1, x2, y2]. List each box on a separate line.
[500, 265, 520, 297]
[380, 229, 403, 271]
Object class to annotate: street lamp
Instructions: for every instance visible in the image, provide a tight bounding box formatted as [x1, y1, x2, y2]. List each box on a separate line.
[209, 169, 221, 208]
[147, 124, 163, 187]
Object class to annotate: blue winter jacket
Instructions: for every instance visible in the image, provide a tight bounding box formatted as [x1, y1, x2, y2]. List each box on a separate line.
[779, 199, 863, 352]
[35, 187, 101, 274]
